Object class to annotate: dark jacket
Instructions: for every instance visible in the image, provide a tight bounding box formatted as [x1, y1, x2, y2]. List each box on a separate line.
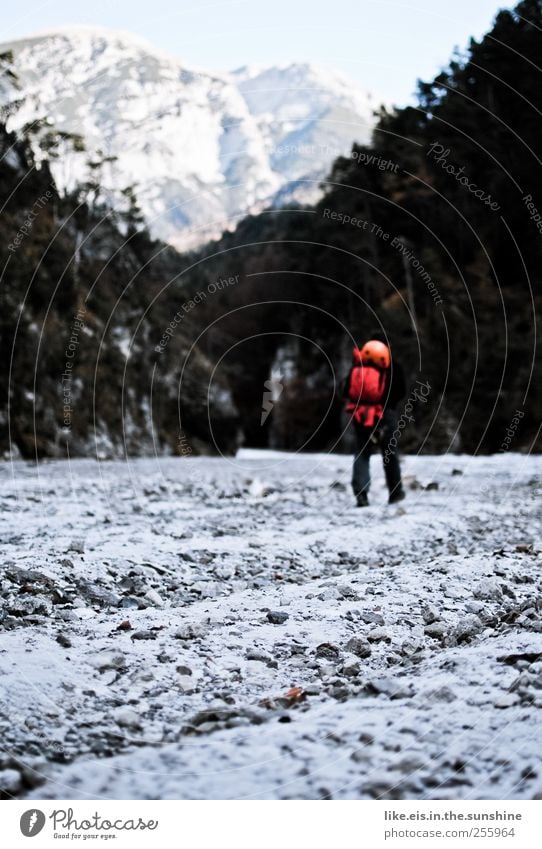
[342, 360, 406, 411]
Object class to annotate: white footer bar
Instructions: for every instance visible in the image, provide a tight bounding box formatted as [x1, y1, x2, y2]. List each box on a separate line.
[2, 800, 540, 848]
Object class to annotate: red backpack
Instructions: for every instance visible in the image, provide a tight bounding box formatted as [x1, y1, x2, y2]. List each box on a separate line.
[345, 349, 387, 427]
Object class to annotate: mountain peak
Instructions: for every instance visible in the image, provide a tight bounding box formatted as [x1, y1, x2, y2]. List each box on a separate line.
[0, 30, 377, 249]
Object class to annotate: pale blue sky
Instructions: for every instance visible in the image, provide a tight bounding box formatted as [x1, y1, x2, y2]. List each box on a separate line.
[0, 0, 511, 105]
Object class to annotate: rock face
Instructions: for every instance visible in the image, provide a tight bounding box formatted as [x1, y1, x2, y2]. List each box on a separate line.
[0, 28, 377, 250]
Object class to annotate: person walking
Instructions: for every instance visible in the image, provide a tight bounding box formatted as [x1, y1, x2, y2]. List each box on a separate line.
[343, 333, 406, 507]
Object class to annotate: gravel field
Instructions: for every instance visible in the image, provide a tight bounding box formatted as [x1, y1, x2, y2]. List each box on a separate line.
[0, 450, 541, 800]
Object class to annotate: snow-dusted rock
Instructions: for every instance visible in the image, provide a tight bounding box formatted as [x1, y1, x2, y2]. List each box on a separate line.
[473, 578, 503, 601]
[0, 768, 23, 794]
[452, 614, 484, 643]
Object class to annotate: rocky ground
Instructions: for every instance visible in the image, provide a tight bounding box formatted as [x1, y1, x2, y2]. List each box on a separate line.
[0, 450, 541, 800]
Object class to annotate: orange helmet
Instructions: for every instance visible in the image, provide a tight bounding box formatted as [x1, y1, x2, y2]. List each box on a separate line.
[359, 339, 390, 368]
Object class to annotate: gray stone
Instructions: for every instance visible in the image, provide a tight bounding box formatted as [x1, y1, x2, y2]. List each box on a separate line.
[473, 578, 502, 601]
[421, 604, 440, 624]
[318, 587, 340, 601]
[315, 643, 341, 661]
[342, 661, 361, 677]
[144, 589, 164, 607]
[424, 623, 447, 640]
[120, 597, 141, 609]
[452, 614, 483, 642]
[174, 623, 208, 640]
[345, 636, 372, 659]
[7, 596, 53, 617]
[366, 676, 414, 700]
[90, 652, 126, 671]
[76, 580, 121, 607]
[424, 685, 457, 703]
[401, 638, 423, 657]
[131, 630, 157, 641]
[337, 584, 361, 600]
[177, 676, 197, 693]
[246, 649, 273, 663]
[113, 707, 142, 730]
[267, 611, 289, 624]
[367, 628, 390, 643]
[0, 768, 22, 794]
[360, 612, 385, 626]
[465, 600, 485, 614]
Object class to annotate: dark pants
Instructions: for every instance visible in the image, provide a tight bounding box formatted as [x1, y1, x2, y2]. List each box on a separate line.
[352, 408, 402, 497]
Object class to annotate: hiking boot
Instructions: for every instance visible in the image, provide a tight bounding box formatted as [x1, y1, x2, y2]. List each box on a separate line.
[356, 492, 369, 508]
[388, 488, 406, 505]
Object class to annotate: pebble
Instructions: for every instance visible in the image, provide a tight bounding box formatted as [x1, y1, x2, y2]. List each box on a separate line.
[318, 587, 340, 601]
[120, 597, 140, 609]
[267, 611, 289, 624]
[177, 676, 197, 693]
[246, 649, 273, 663]
[112, 707, 142, 730]
[394, 751, 429, 773]
[464, 600, 485, 614]
[77, 581, 121, 607]
[421, 604, 440, 624]
[368, 628, 390, 643]
[7, 596, 52, 617]
[90, 652, 126, 671]
[144, 589, 164, 607]
[342, 660, 361, 677]
[424, 623, 447, 640]
[401, 638, 423, 657]
[0, 768, 23, 794]
[360, 612, 385, 626]
[175, 623, 208, 640]
[337, 585, 361, 601]
[452, 614, 483, 642]
[366, 677, 414, 700]
[131, 630, 158, 641]
[473, 578, 503, 601]
[424, 685, 457, 703]
[345, 636, 372, 658]
[494, 693, 521, 709]
[315, 643, 340, 661]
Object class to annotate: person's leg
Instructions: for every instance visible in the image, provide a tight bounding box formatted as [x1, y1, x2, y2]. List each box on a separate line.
[352, 425, 373, 500]
[380, 409, 404, 499]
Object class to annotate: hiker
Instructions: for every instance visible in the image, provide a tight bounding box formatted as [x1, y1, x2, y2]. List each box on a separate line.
[343, 334, 406, 507]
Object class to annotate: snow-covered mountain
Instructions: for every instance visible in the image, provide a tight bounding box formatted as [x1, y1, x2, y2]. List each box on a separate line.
[0, 27, 378, 249]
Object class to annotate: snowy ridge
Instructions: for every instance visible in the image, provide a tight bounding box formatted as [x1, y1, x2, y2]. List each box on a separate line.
[0, 28, 378, 249]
